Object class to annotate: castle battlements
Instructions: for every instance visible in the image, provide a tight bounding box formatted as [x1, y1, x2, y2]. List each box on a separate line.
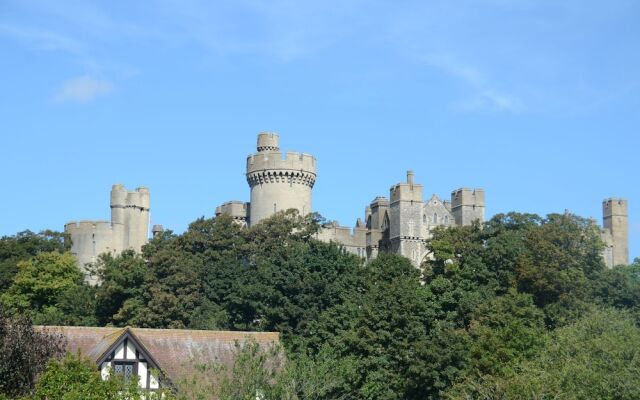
[246, 152, 316, 179]
[64, 220, 112, 229]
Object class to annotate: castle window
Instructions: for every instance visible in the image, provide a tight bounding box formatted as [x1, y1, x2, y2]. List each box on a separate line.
[423, 214, 426, 223]
[444, 215, 449, 224]
[273, 203, 277, 213]
[433, 213, 438, 224]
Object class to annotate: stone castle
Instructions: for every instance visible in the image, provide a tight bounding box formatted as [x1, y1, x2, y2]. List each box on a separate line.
[65, 132, 629, 282]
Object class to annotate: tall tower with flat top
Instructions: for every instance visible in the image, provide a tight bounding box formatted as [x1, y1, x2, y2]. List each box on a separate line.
[389, 171, 425, 266]
[601, 198, 629, 267]
[246, 132, 317, 226]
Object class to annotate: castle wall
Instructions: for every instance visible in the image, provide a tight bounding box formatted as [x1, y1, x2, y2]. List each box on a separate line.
[64, 221, 115, 285]
[317, 224, 367, 258]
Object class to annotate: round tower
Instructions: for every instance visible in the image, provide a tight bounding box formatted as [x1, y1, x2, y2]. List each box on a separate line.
[246, 132, 317, 226]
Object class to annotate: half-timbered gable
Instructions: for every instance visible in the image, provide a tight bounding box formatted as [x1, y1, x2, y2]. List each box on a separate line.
[90, 329, 162, 390]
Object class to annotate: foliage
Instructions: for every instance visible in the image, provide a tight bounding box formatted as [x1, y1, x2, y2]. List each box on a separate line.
[0, 230, 69, 293]
[98, 210, 364, 339]
[0, 310, 65, 397]
[303, 253, 470, 399]
[466, 290, 546, 376]
[0, 251, 96, 325]
[447, 307, 640, 400]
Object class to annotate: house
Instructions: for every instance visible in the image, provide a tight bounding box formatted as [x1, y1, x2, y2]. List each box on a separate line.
[37, 326, 280, 393]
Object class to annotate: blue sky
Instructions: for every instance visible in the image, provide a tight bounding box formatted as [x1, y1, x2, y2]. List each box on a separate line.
[1, 0, 638, 261]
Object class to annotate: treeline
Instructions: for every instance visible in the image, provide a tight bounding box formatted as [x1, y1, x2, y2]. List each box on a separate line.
[1, 210, 640, 399]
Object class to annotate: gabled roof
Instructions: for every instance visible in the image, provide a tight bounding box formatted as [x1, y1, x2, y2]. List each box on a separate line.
[36, 326, 280, 386]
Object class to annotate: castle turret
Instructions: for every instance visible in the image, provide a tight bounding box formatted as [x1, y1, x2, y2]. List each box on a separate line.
[451, 188, 485, 226]
[389, 171, 425, 266]
[602, 198, 629, 267]
[246, 132, 316, 226]
[215, 201, 250, 227]
[110, 184, 150, 252]
[152, 224, 164, 238]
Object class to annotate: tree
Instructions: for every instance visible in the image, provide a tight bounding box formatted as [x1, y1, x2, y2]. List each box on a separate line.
[0, 230, 69, 293]
[466, 290, 546, 376]
[0, 252, 83, 317]
[305, 254, 466, 400]
[94, 250, 148, 326]
[0, 310, 65, 397]
[448, 308, 640, 400]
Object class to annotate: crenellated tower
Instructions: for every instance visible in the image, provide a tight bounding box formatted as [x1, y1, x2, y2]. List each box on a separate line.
[451, 188, 485, 226]
[601, 198, 629, 267]
[389, 171, 425, 266]
[246, 132, 316, 226]
[110, 184, 150, 252]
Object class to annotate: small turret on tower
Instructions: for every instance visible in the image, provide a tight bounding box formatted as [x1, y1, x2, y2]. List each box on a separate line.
[256, 132, 280, 152]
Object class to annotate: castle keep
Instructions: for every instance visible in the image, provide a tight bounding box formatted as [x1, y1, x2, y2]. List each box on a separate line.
[65, 184, 150, 284]
[66, 132, 629, 279]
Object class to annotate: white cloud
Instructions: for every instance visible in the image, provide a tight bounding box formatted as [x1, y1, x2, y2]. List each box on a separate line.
[424, 54, 523, 112]
[53, 76, 113, 103]
[0, 22, 83, 54]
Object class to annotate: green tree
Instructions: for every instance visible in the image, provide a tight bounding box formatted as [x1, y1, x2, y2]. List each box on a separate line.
[94, 250, 148, 326]
[0, 230, 69, 293]
[466, 290, 546, 376]
[448, 308, 640, 400]
[306, 254, 466, 400]
[1, 252, 83, 317]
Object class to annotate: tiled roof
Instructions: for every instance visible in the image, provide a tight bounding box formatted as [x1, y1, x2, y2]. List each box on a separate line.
[35, 326, 280, 386]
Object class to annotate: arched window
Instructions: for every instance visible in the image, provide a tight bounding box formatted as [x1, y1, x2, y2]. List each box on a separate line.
[382, 212, 390, 230]
[433, 213, 438, 224]
[444, 215, 449, 224]
[423, 214, 426, 223]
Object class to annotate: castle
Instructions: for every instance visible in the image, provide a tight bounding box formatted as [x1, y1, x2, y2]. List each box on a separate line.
[65, 132, 629, 283]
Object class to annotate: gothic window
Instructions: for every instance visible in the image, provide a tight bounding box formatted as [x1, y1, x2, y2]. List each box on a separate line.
[444, 215, 449, 224]
[382, 212, 390, 230]
[433, 213, 438, 224]
[423, 214, 426, 223]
